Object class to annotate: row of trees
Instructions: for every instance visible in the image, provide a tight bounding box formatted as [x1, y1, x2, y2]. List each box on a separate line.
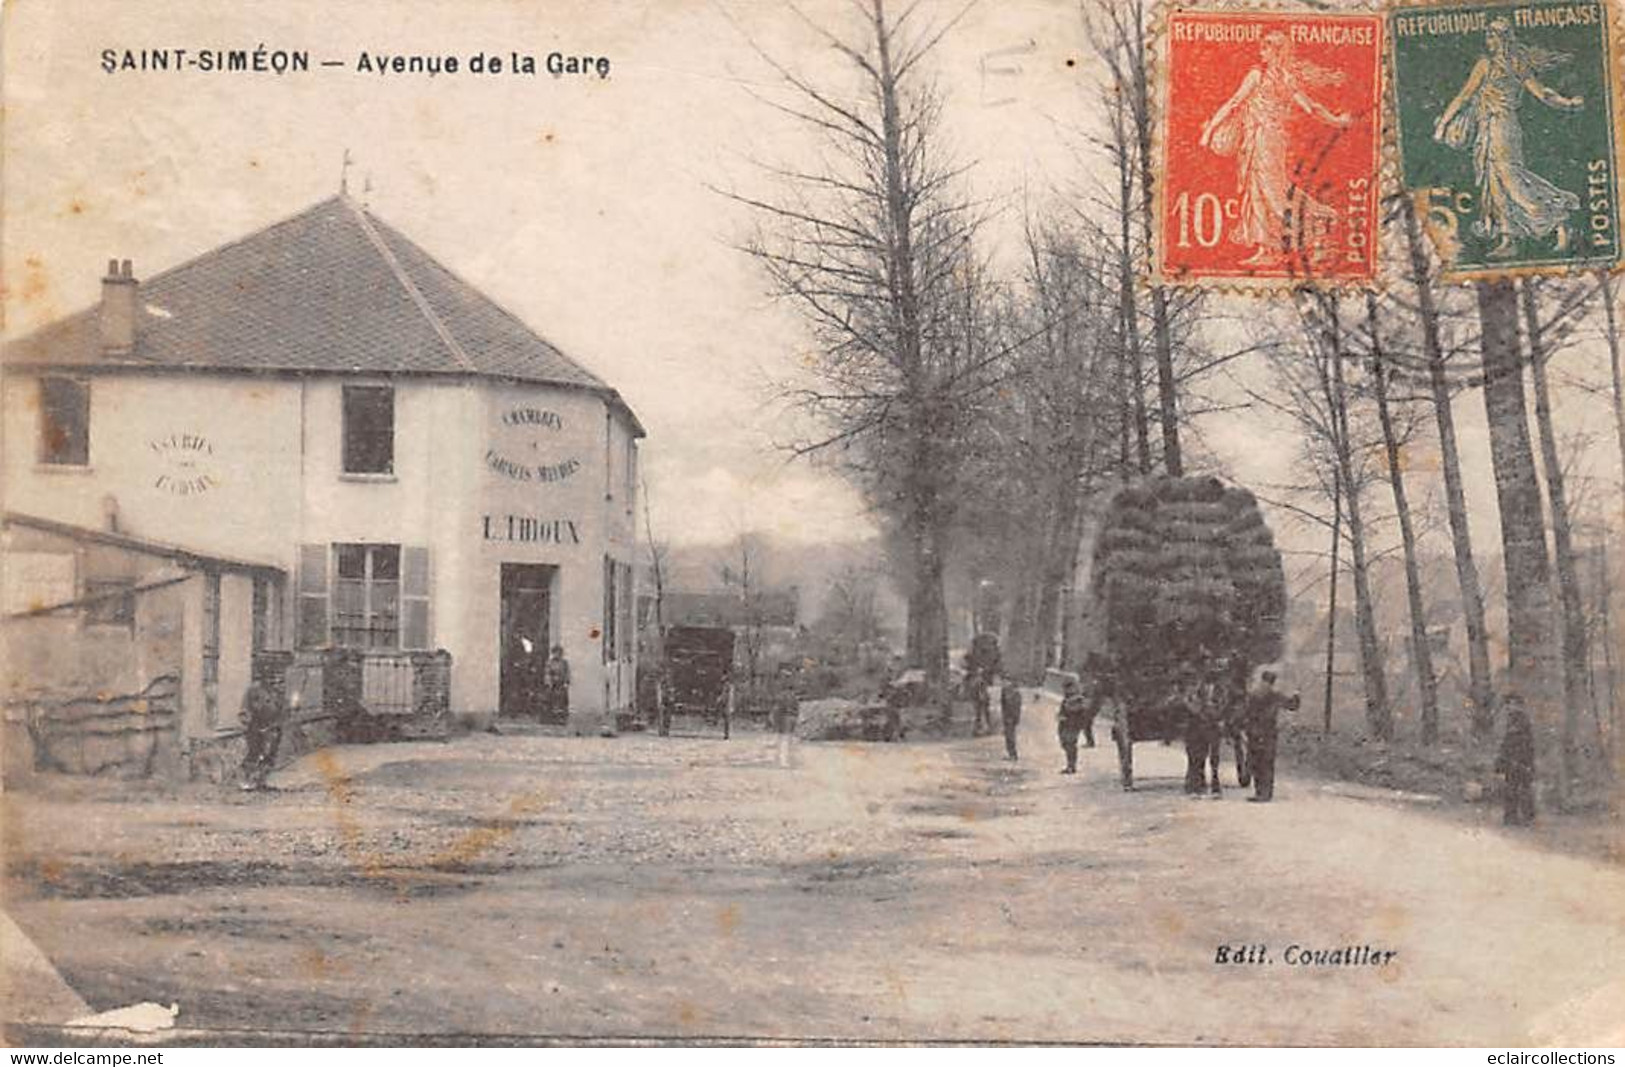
[729, 0, 1202, 701]
[729, 0, 1622, 800]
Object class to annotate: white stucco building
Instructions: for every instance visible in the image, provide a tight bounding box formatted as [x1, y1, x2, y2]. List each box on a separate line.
[2, 194, 643, 731]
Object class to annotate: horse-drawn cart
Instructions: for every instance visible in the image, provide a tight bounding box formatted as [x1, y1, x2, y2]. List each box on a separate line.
[658, 625, 737, 739]
[1085, 475, 1287, 790]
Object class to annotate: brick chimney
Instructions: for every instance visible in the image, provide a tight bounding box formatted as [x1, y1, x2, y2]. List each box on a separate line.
[99, 258, 137, 354]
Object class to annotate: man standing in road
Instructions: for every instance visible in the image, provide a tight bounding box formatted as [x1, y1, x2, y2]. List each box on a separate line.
[999, 675, 1022, 761]
[1243, 669, 1298, 803]
[239, 673, 285, 792]
[1057, 678, 1089, 774]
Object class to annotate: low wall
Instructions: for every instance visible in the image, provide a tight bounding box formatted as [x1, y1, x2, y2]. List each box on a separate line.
[185, 712, 340, 785]
[2, 675, 183, 783]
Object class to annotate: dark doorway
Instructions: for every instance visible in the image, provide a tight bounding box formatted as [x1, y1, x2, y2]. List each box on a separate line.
[500, 563, 557, 721]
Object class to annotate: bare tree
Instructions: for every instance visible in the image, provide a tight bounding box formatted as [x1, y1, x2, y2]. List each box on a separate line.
[721, 533, 768, 695]
[727, 0, 991, 702]
[1521, 278, 1597, 794]
[1084, 0, 1183, 474]
[1366, 293, 1440, 744]
[1402, 196, 1497, 736]
[1251, 293, 1392, 739]
[1476, 280, 1558, 722]
[1603, 274, 1625, 496]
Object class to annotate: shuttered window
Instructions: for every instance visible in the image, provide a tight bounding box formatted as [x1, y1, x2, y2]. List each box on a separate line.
[203, 571, 221, 726]
[603, 554, 617, 662]
[402, 546, 430, 650]
[333, 543, 399, 649]
[297, 544, 329, 649]
[298, 543, 429, 650]
[619, 561, 634, 661]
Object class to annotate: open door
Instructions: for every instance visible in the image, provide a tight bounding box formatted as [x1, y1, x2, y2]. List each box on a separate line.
[499, 563, 557, 721]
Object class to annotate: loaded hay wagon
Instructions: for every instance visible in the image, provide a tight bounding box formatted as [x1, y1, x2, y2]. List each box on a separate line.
[1087, 475, 1287, 790]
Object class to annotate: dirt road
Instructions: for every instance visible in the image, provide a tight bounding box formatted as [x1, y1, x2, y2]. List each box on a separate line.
[5, 696, 1622, 1045]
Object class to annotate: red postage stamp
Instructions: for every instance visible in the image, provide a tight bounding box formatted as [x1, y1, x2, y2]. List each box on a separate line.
[1157, 9, 1385, 286]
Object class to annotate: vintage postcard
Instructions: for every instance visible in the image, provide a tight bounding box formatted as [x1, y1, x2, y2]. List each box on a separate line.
[1390, 0, 1624, 277]
[2, 0, 1624, 1050]
[1155, 9, 1385, 287]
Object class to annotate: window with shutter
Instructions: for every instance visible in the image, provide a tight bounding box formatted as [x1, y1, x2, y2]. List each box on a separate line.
[603, 554, 617, 662]
[402, 546, 430, 649]
[297, 544, 329, 649]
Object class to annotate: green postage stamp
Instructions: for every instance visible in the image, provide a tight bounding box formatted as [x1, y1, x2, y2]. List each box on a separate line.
[1390, 0, 1623, 277]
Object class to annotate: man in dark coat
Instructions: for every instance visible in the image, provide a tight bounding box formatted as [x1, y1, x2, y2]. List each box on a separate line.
[1495, 695, 1536, 826]
[1057, 679, 1089, 774]
[1182, 674, 1222, 797]
[999, 676, 1022, 761]
[543, 644, 571, 722]
[239, 676, 285, 792]
[1243, 669, 1298, 803]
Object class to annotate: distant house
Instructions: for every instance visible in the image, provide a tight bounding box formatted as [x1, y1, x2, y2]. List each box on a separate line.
[655, 589, 799, 630]
[2, 194, 644, 729]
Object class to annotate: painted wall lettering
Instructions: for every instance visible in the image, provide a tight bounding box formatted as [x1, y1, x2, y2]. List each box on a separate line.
[149, 431, 221, 495]
[486, 406, 580, 482]
[482, 514, 582, 544]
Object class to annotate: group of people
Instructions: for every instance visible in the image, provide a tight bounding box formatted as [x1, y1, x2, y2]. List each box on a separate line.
[969, 650, 1299, 805]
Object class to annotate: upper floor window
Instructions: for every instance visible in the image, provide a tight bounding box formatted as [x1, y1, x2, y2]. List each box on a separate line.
[39, 377, 89, 467]
[342, 384, 394, 475]
[84, 577, 136, 629]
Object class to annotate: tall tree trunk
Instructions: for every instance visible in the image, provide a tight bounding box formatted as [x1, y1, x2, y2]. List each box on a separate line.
[912, 500, 951, 711]
[1111, 110, 1152, 476]
[1324, 300, 1391, 739]
[1475, 280, 1559, 760]
[1125, 0, 1182, 474]
[1520, 280, 1588, 790]
[1323, 471, 1343, 737]
[873, 0, 949, 698]
[1403, 197, 1497, 736]
[1033, 479, 1086, 676]
[1603, 274, 1625, 501]
[1368, 294, 1440, 743]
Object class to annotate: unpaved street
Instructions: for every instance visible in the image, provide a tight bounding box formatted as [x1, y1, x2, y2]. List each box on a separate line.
[5, 697, 1623, 1045]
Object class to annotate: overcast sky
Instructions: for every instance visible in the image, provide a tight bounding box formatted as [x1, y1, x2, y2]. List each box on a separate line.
[5, 0, 1620, 560]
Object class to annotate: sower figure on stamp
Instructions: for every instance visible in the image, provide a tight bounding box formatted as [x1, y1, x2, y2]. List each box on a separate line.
[999, 675, 1022, 762]
[1432, 18, 1583, 259]
[239, 674, 285, 793]
[1057, 678, 1089, 774]
[1495, 694, 1537, 826]
[1198, 31, 1353, 268]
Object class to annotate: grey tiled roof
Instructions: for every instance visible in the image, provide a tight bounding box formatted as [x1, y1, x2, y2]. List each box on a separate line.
[4, 196, 634, 419]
